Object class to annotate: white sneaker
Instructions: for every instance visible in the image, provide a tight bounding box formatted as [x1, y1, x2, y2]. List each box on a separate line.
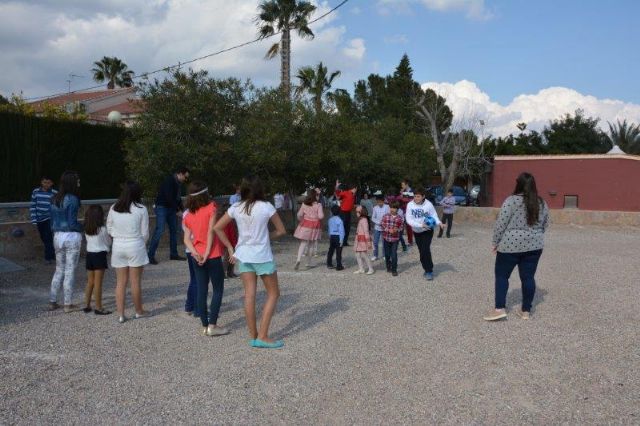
[366, 269, 375, 275]
[206, 325, 230, 336]
[370, 256, 378, 261]
[118, 316, 126, 324]
[353, 269, 365, 274]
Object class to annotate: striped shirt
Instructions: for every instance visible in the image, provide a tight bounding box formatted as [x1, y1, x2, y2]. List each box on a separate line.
[30, 188, 57, 223]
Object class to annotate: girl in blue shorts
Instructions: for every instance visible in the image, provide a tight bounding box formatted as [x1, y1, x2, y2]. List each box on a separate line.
[214, 176, 286, 349]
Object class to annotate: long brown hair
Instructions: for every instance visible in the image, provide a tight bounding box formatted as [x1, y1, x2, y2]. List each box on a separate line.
[84, 205, 105, 236]
[186, 181, 211, 213]
[113, 181, 143, 213]
[240, 175, 266, 215]
[357, 205, 370, 225]
[53, 170, 80, 206]
[303, 189, 317, 206]
[513, 172, 542, 226]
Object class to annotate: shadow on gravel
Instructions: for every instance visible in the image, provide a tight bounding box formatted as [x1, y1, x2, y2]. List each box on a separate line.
[434, 262, 457, 276]
[275, 297, 350, 338]
[506, 287, 548, 312]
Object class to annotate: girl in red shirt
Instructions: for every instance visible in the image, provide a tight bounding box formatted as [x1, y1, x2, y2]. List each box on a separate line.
[183, 181, 229, 337]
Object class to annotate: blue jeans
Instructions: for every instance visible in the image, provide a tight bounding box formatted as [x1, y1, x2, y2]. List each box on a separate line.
[372, 229, 382, 258]
[193, 257, 225, 327]
[37, 219, 55, 261]
[494, 249, 542, 312]
[383, 240, 399, 272]
[148, 205, 178, 259]
[185, 253, 198, 314]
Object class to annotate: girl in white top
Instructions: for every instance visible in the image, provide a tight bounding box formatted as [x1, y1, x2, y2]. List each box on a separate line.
[214, 176, 286, 349]
[83, 205, 112, 315]
[106, 181, 150, 324]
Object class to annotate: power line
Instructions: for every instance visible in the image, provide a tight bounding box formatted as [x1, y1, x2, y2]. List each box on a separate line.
[25, 0, 350, 102]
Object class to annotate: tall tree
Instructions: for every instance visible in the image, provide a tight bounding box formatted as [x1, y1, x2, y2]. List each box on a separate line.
[294, 62, 341, 113]
[606, 119, 640, 154]
[92, 56, 135, 89]
[544, 109, 609, 154]
[256, 0, 316, 99]
[415, 88, 461, 191]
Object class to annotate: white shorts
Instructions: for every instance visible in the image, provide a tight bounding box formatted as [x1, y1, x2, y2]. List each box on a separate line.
[111, 239, 149, 268]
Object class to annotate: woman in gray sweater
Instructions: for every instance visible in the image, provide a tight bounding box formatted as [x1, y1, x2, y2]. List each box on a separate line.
[484, 172, 549, 321]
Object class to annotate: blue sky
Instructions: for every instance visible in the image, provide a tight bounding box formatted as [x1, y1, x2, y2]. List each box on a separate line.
[1, 0, 638, 136]
[344, 0, 639, 105]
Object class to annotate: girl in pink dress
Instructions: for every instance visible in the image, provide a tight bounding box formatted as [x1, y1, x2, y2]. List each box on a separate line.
[294, 189, 324, 270]
[354, 205, 374, 275]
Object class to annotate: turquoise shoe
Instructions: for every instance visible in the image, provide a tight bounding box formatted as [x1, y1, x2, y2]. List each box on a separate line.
[251, 339, 284, 349]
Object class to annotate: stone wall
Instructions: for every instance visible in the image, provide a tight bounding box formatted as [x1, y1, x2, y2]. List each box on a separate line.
[2, 203, 639, 260]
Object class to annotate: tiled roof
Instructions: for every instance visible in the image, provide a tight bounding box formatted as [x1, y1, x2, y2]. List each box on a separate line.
[29, 88, 136, 111]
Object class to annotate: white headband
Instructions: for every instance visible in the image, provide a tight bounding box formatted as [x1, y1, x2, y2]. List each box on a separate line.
[189, 187, 209, 196]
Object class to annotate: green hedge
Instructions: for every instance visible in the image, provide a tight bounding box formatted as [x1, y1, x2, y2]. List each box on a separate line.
[0, 111, 128, 202]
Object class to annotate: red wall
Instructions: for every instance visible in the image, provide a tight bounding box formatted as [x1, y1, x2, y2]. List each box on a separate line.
[490, 156, 640, 212]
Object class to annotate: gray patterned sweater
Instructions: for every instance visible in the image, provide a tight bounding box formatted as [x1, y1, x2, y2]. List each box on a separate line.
[492, 195, 549, 253]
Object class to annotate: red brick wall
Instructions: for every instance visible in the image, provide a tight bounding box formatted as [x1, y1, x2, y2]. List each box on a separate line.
[490, 156, 640, 212]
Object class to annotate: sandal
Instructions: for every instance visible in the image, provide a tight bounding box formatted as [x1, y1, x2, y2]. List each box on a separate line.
[82, 307, 92, 313]
[94, 309, 112, 315]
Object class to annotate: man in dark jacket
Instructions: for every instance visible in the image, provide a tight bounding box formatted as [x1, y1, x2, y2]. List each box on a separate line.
[148, 167, 190, 264]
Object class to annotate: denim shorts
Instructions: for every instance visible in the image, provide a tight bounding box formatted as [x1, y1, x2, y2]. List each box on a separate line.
[238, 260, 277, 276]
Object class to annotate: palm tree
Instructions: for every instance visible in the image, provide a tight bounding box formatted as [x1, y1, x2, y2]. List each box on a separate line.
[92, 56, 135, 89]
[295, 62, 341, 114]
[607, 119, 640, 154]
[256, 0, 316, 99]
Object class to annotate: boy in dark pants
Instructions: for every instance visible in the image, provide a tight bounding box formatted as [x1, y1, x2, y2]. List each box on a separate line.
[405, 188, 444, 281]
[381, 201, 404, 276]
[30, 176, 57, 264]
[438, 189, 455, 238]
[327, 205, 345, 270]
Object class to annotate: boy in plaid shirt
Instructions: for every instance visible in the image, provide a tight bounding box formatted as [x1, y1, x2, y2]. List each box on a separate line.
[381, 201, 404, 276]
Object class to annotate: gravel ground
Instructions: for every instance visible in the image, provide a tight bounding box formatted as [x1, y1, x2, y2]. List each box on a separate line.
[1, 222, 639, 425]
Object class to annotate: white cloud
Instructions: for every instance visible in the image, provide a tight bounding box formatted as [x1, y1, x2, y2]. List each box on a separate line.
[0, 0, 366, 98]
[421, 80, 640, 137]
[377, 0, 493, 20]
[342, 38, 366, 61]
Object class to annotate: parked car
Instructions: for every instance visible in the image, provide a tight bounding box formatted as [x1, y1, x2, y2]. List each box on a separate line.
[426, 185, 468, 205]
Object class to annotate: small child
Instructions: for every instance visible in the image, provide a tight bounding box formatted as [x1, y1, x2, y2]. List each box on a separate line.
[370, 196, 389, 261]
[381, 201, 404, 276]
[353, 205, 374, 275]
[326, 205, 345, 270]
[438, 189, 456, 238]
[83, 205, 112, 315]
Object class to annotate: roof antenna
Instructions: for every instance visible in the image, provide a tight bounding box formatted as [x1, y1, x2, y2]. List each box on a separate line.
[66, 73, 85, 93]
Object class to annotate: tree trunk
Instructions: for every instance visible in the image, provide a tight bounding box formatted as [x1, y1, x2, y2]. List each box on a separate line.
[281, 28, 291, 99]
[417, 102, 449, 185]
[314, 96, 322, 114]
[107, 80, 115, 90]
